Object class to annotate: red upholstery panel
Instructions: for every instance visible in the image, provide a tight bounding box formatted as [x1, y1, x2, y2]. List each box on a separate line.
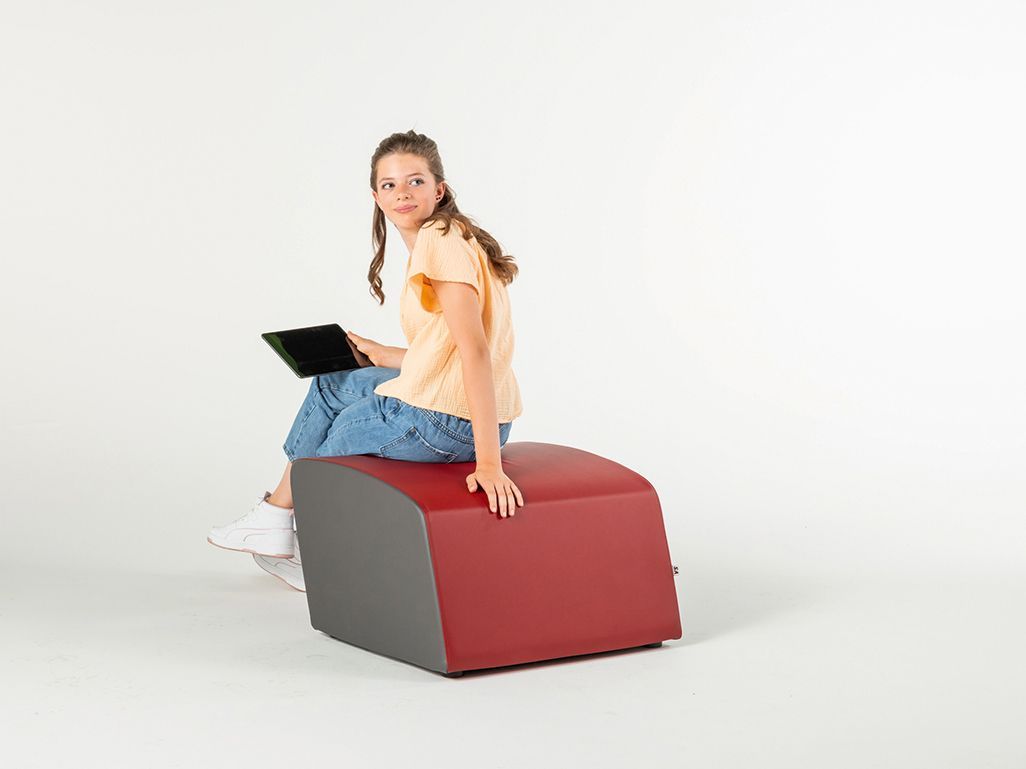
[309, 441, 681, 672]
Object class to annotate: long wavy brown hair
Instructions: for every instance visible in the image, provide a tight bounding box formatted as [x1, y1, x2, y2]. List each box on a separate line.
[366, 129, 519, 305]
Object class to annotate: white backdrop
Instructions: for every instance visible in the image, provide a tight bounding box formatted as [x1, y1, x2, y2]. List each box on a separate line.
[2, 1, 1024, 766]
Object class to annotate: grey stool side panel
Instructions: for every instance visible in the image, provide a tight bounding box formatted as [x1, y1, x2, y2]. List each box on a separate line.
[291, 459, 447, 673]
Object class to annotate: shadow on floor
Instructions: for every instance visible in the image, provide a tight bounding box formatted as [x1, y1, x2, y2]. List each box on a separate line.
[6, 552, 838, 680]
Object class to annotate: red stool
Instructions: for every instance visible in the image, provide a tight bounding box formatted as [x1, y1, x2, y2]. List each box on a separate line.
[292, 441, 681, 676]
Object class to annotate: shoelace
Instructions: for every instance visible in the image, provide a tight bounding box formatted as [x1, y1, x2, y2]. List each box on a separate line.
[225, 496, 267, 528]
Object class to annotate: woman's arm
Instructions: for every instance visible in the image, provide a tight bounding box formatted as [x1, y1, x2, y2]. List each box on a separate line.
[431, 279, 524, 518]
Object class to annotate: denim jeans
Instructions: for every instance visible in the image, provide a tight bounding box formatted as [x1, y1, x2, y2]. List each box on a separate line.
[282, 366, 512, 464]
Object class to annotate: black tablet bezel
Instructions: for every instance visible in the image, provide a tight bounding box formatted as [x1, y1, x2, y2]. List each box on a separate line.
[261, 323, 373, 378]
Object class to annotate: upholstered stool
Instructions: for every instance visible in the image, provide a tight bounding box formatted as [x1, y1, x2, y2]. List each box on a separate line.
[291, 441, 681, 676]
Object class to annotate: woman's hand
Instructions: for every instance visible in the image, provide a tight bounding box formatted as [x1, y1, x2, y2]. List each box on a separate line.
[466, 464, 524, 518]
[346, 331, 405, 369]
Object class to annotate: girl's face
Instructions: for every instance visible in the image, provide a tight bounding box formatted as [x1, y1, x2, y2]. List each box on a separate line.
[372, 153, 445, 230]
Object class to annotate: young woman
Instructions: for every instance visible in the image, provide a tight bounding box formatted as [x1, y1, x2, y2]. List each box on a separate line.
[207, 130, 525, 591]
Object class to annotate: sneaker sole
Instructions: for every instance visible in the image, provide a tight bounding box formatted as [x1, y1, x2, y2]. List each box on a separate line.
[252, 555, 305, 592]
[206, 537, 293, 559]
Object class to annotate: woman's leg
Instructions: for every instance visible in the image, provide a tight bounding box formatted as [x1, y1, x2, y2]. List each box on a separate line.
[281, 367, 400, 461]
[277, 393, 484, 507]
[271, 366, 400, 509]
[267, 461, 294, 509]
[268, 367, 399, 509]
[259, 401, 513, 555]
[210, 370, 402, 558]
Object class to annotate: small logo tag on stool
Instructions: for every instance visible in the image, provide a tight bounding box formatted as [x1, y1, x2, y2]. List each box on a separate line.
[672, 565, 679, 576]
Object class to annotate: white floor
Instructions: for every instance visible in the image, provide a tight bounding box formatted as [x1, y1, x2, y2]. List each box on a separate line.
[4, 547, 1023, 768]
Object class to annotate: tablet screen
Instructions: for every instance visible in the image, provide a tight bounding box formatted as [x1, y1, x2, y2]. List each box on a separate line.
[261, 323, 371, 378]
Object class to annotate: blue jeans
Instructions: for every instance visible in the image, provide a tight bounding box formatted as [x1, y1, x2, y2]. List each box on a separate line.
[283, 366, 512, 464]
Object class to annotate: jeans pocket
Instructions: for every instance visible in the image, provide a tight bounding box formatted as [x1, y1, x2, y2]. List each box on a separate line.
[378, 426, 459, 463]
[423, 409, 477, 446]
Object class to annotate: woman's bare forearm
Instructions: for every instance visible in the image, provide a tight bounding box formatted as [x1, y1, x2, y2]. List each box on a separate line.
[460, 347, 501, 468]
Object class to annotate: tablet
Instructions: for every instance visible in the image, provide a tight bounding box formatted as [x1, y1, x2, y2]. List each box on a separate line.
[261, 323, 373, 378]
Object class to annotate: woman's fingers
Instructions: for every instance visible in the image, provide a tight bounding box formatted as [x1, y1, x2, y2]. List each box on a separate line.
[471, 475, 524, 519]
[348, 331, 375, 351]
[484, 481, 511, 518]
[348, 332, 385, 365]
[497, 483, 519, 517]
[498, 484, 509, 518]
[512, 484, 524, 507]
[492, 482, 505, 517]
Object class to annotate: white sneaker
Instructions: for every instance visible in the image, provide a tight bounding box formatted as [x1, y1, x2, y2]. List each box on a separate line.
[253, 535, 305, 592]
[207, 491, 295, 558]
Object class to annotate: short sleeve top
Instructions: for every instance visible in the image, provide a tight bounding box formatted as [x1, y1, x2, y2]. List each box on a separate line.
[372, 218, 523, 423]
